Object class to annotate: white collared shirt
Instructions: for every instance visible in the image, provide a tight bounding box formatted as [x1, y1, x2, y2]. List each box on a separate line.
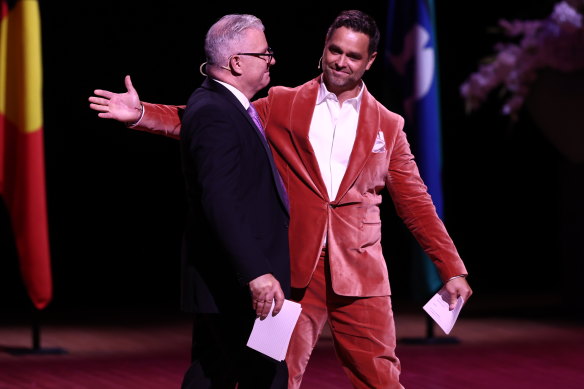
[213, 79, 251, 110]
[309, 79, 364, 201]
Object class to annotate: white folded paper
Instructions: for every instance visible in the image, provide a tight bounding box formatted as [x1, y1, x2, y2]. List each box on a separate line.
[247, 299, 302, 361]
[423, 289, 464, 335]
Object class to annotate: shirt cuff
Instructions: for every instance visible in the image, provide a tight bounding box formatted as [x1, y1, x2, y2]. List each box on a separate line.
[127, 103, 144, 127]
[447, 274, 467, 282]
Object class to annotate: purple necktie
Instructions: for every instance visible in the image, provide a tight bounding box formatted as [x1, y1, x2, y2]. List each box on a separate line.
[247, 104, 265, 137]
[247, 104, 289, 208]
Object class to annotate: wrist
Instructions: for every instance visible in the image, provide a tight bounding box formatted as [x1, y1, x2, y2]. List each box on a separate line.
[127, 103, 144, 126]
[446, 274, 466, 282]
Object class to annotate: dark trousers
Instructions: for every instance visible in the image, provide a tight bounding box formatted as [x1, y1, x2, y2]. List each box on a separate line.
[181, 313, 288, 389]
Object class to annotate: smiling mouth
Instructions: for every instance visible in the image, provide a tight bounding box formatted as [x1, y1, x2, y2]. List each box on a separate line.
[330, 68, 349, 76]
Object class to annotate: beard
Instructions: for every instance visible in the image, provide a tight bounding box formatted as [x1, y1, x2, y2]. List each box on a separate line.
[322, 66, 361, 92]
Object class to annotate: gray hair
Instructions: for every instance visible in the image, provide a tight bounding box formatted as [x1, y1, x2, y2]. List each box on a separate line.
[205, 14, 265, 66]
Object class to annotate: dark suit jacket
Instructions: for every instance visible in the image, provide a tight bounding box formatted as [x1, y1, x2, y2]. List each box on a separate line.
[180, 78, 290, 314]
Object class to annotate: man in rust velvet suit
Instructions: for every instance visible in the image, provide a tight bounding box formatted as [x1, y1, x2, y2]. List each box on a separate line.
[90, 10, 472, 389]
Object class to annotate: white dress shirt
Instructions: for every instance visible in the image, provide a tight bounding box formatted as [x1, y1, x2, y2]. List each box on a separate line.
[213, 79, 251, 110]
[309, 79, 365, 201]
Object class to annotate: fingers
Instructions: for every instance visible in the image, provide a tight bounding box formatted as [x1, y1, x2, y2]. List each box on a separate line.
[460, 288, 473, 306]
[89, 102, 109, 112]
[443, 286, 460, 311]
[124, 75, 135, 93]
[92, 89, 114, 99]
[443, 277, 472, 310]
[254, 298, 274, 320]
[272, 290, 285, 316]
[248, 274, 284, 319]
[88, 96, 110, 106]
[261, 299, 273, 319]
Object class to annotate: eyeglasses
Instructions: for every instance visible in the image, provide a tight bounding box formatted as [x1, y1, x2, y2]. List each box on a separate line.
[234, 48, 275, 68]
[218, 48, 275, 72]
[237, 47, 274, 60]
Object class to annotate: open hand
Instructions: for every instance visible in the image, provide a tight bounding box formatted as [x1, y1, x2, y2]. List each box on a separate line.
[88, 75, 142, 123]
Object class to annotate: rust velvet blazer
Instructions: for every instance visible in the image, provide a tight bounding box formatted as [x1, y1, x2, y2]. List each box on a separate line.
[136, 76, 468, 298]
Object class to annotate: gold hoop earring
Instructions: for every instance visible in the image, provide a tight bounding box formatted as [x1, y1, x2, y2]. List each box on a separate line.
[199, 62, 208, 76]
[318, 56, 323, 70]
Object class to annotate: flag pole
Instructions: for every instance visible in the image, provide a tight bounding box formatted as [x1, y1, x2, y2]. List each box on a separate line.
[399, 315, 460, 345]
[386, 0, 464, 345]
[5, 307, 67, 355]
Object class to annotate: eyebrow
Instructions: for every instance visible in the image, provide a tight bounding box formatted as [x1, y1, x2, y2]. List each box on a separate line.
[328, 43, 363, 59]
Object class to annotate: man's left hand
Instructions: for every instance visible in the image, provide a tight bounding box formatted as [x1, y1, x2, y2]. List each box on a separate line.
[443, 277, 473, 310]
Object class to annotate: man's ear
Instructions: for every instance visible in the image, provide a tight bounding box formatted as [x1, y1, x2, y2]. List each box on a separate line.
[365, 51, 377, 71]
[228, 55, 244, 75]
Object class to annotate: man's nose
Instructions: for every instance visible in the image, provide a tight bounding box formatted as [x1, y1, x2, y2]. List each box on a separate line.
[335, 55, 347, 68]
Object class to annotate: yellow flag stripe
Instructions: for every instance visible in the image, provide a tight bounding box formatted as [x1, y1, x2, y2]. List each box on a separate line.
[0, 0, 43, 133]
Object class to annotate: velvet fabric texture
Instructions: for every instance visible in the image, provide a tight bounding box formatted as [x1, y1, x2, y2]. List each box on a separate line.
[254, 76, 467, 297]
[286, 249, 403, 389]
[134, 76, 470, 388]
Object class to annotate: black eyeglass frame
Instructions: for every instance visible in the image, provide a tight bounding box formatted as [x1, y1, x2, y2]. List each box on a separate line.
[235, 48, 275, 64]
[217, 48, 275, 71]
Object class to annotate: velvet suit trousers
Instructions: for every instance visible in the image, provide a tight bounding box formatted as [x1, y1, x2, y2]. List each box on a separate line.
[286, 249, 404, 389]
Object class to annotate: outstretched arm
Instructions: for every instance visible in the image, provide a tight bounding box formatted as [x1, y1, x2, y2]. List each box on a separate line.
[89, 75, 183, 139]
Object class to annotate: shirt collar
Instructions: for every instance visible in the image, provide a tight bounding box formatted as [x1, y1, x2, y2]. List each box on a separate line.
[316, 75, 365, 109]
[212, 79, 251, 109]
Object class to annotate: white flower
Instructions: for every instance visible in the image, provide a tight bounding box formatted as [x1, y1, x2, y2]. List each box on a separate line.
[551, 1, 582, 29]
[460, 1, 584, 118]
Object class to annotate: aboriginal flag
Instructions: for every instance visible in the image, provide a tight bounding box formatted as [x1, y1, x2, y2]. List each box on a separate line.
[0, 0, 52, 309]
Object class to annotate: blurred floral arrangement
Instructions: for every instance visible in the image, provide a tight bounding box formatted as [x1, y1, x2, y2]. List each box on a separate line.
[460, 0, 584, 119]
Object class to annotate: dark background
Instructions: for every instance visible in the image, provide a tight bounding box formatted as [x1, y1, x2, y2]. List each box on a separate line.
[2, 0, 582, 319]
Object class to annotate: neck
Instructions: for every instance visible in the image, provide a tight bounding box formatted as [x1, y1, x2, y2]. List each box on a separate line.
[323, 77, 362, 105]
[208, 68, 256, 100]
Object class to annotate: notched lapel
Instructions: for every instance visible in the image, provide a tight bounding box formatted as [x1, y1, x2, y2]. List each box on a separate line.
[205, 79, 269, 147]
[205, 79, 289, 214]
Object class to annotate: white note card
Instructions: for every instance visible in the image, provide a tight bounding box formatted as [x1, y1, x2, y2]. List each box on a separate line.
[423, 289, 464, 335]
[247, 299, 302, 361]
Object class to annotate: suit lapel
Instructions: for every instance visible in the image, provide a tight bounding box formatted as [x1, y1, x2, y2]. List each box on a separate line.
[203, 78, 290, 214]
[203, 79, 266, 146]
[289, 78, 330, 200]
[334, 87, 379, 204]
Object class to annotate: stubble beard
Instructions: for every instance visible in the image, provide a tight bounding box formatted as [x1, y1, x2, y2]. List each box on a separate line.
[323, 68, 356, 93]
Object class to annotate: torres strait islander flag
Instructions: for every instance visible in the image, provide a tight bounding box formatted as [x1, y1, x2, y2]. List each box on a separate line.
[0, 0, 52, 309]
[385, 0, 444, 299]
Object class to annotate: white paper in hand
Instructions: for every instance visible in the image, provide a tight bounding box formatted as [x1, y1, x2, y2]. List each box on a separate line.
[247, 299, 302, 361]
[423, 289, 464, 335]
